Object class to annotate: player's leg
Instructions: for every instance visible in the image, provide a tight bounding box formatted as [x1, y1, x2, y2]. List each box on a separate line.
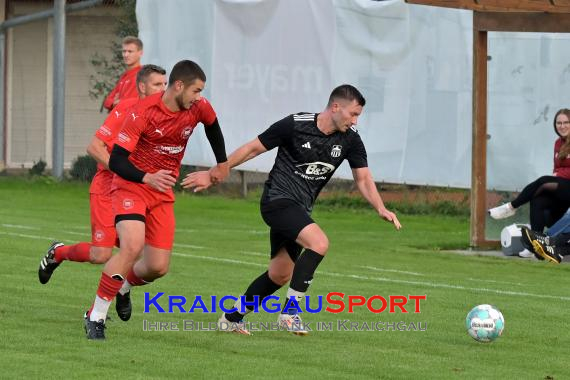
[89, 220, 144, 315]
[281, 222, 328, 309]
[219, 207, 298, 335]
[87, 193, 117, 264]
[114, 201, 175, 321]
[258, 199, 323, 335]
[38, 194, 115, 284]
[220, 244, 292, 333]
[113, 244, 172, 321]
[273, 223, 327, 335]
[84, 189, 147, 340]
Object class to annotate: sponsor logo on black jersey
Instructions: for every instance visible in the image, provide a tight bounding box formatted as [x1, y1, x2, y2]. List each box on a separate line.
[296, 162, 335, 176]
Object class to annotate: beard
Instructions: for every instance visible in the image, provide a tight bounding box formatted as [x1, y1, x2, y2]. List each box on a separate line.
[175, 93, 187, 110]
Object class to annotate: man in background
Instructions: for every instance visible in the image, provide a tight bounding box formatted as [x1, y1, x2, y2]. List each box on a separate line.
[102, 36, 144, 112]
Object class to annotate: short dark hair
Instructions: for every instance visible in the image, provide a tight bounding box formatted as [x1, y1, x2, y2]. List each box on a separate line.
[136, 64, 166, 85]
[122, 36, 143, 50]
[327, 84, 366, 108]
[168, 60, 206, 87]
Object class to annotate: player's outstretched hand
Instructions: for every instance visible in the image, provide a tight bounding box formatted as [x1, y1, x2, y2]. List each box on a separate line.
[209, 162, 230, 184]
[379, 209, 402, 230]
[143, 169, 177, 192]
[181, 171, 212, 193]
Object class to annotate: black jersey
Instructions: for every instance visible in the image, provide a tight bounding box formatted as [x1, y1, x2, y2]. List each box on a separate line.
[258, 112, 368, 213]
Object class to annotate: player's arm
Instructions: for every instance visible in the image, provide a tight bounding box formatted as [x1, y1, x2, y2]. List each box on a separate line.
[204, 118, 229, 184]
[181, 138, 267, 192]
[103, 82, 120, 111]
[182, 115, 290, 192]
[109, 145, 176, 192]
[103, 89, 118, 111]
[352, 167, 401, 230]
[109, 113, 176, 192]
[228, 138, 268, 167]
[86, 136, 110, 170]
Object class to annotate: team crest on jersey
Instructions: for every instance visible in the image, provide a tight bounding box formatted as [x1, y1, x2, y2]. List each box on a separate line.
[331, 145, 342, 158]
[181, 126, 194, 140]
[123, 199, 134, 210]
[94, 230, 105, 242]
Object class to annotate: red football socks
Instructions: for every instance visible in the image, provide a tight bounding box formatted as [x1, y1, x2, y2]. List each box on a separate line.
[96, 272, 124, 302]
[54, 242, 91, 263]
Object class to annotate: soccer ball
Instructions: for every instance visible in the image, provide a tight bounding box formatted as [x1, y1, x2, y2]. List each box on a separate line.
[465, 304, 504, 343]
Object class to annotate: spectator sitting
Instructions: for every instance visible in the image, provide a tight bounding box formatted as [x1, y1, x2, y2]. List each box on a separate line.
[489, 108, 570, 232]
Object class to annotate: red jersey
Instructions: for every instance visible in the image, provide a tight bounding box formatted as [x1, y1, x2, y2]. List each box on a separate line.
[115, 91, 216, 192]
[89, 97, 139, 195]
[554, 138, 570, 179]
[103, 66, 141, 111]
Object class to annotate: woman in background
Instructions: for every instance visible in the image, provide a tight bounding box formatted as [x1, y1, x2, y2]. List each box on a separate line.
[489, 108, 570, 232]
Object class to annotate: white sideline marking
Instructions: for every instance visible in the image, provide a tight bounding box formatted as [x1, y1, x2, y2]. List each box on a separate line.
[1, 224, 39, 230]
[173, 252, 265, 268]
[172, 251, 570, 302]
[239, 251, 266, 257]
[466, 277, 525, 286]
[173, 243, 206, 250]
[175, 228, 197, 233]
[65, 226, 90, 231]
[360, 265, 424, 277]
[0, 228, 88, 238]
[62, 231, 90, 237]
[5, 227, 570, 302]
[0, 231, 56, 241]
[319, 271, 570, 301]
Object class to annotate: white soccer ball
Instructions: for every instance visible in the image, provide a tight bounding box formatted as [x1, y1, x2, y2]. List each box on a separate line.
[465, 304, 504, 343]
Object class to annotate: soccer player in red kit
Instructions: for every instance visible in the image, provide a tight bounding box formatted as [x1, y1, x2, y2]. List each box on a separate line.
[38, 65, 167, 290]
[84, 60, 229, 340]
[102, 36, 144, 112]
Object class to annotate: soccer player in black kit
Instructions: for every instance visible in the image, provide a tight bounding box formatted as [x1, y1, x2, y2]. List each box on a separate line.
[183, 84, 402, 335]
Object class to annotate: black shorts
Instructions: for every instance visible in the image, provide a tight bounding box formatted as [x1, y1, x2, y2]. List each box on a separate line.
[260, 198, 314, 262]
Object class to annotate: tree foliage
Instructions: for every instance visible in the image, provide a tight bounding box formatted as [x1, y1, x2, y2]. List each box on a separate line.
[88, 0, 138, 105]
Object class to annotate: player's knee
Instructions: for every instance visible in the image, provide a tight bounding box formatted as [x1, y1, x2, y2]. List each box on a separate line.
[147, 262, 170, 278]
[307, 238, 329, 255]
[119, 241, 144, 258]
[268, 270, 291, 286]
[91, 248, 113, 264]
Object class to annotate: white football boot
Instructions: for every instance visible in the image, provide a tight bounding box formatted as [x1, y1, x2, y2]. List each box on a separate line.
[278, 313, 309, 336]
[217, 313, 251, 335]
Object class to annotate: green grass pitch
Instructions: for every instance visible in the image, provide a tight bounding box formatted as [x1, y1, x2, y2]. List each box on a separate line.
[0, 177, 569, 379]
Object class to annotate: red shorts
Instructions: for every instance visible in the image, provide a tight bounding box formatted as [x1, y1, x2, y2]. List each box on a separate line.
[112, 180, 175, 250]
[90, 193, 117, 247]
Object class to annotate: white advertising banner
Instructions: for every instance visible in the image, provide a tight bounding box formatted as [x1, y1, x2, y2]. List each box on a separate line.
[137, 0, 570, 190]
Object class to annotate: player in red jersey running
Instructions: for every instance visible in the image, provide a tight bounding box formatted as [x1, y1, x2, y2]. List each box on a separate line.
[102, 36, 144, 112]
[38, 65, 167, 288]
[84, 60, 229, 340]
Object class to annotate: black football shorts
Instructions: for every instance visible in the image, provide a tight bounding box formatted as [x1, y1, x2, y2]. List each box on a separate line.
[260, 198, 314, 262]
